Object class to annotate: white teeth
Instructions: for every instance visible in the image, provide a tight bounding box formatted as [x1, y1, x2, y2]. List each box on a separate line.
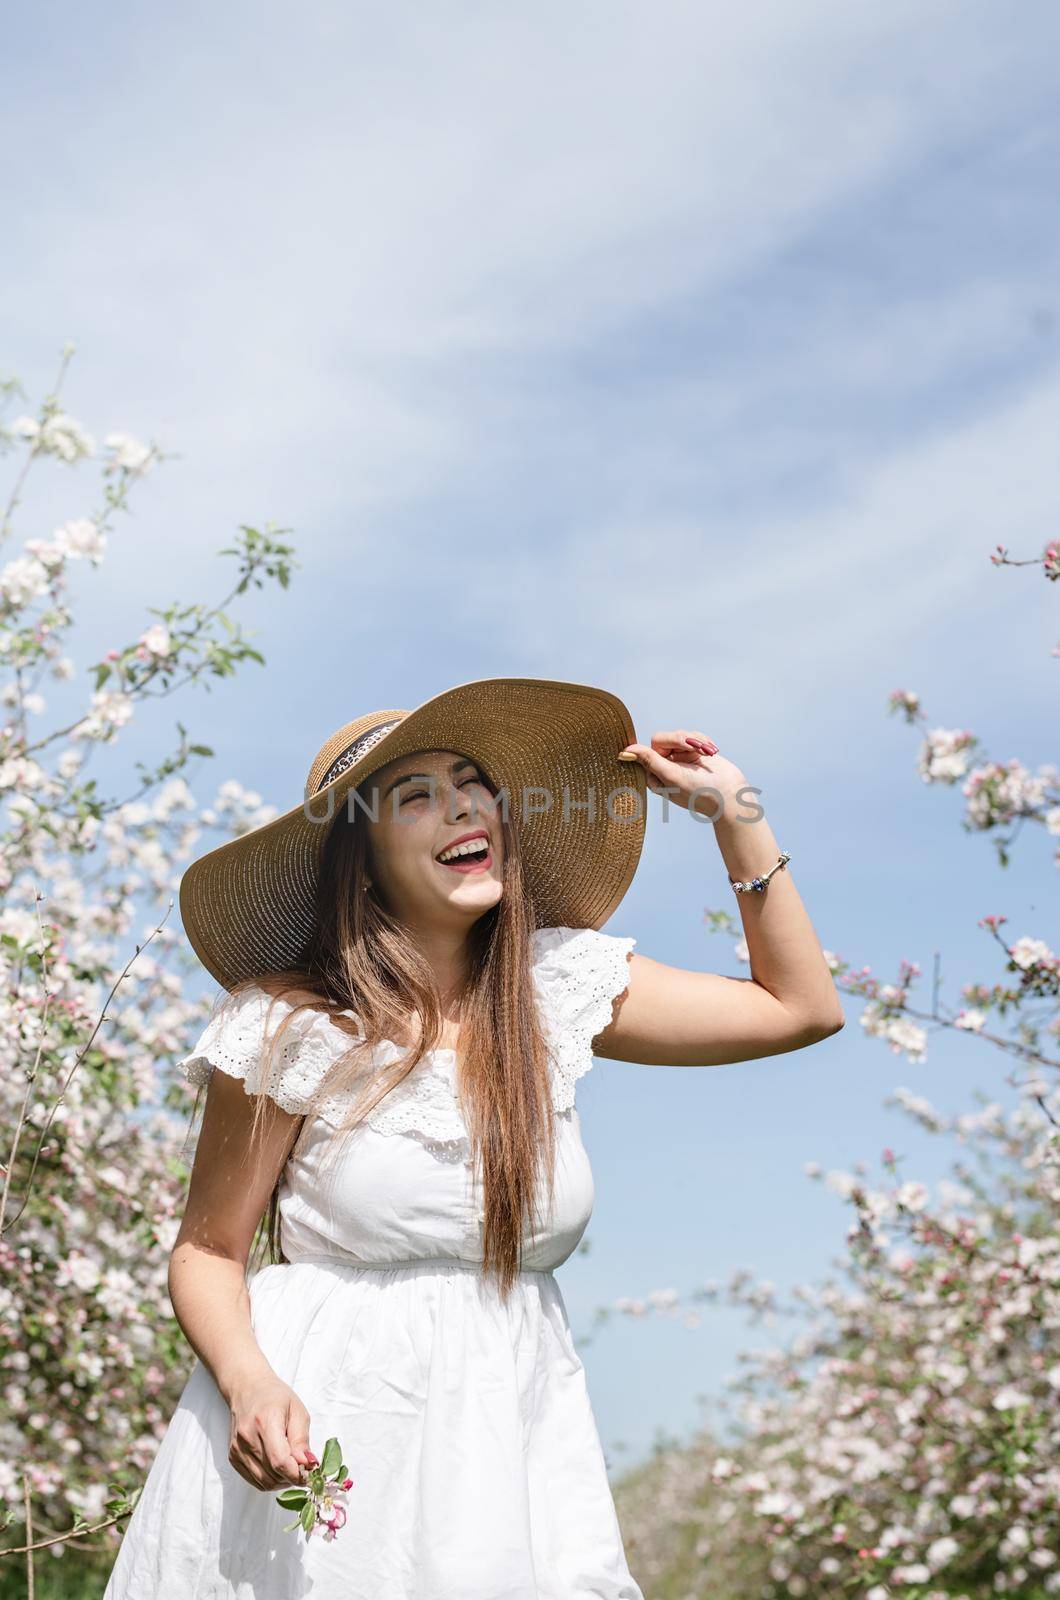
[437, 839, 489, 863]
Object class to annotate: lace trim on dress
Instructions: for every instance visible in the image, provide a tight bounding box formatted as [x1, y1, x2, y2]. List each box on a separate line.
[176, 987, 364, 1123]
[355, 1041, 471, 1163]
[176, 925, 636, 1160]
[529, 925, 637, 1117]
[177, 988, 474, 1155]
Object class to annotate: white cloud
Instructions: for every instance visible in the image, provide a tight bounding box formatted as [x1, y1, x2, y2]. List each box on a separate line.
[5, 0, 1058, 740]
[8, 0, 1057, 525]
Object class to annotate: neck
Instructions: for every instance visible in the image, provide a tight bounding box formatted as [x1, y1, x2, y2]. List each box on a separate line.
[404, 917, 473, 1024]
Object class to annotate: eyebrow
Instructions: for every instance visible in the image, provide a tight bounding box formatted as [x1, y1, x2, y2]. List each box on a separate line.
[382, 757, 478, 800]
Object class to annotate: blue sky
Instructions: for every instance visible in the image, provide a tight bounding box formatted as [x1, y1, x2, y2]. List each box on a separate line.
[4, 0, 1059, 1472]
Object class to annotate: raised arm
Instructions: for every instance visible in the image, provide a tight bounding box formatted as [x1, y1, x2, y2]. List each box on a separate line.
[595, 728, 845, 1067]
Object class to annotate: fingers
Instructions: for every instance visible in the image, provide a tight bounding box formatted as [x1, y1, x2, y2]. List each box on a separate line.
[620, 732, 718, 764]
[286, 1400, 315, 1478]
[229, 1407, 310, 1492]
[617, 746, 672, 796]
[228, 1438, 284, 1493]
[261, 1406, 306, 1487]
[617, 742, 669, 776]
[234, 1448, 297, 1492]
[649, 729, 694, 751]
[652, 728, 719, 757]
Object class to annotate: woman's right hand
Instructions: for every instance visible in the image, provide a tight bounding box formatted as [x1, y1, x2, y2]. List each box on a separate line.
[227, 1373, 314, 1492]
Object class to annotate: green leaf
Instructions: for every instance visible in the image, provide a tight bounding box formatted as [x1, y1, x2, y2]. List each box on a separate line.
[275, 1488, 309, 1508]
[320, 1436, 342, 1478]
[300, 1498, 316, 1535]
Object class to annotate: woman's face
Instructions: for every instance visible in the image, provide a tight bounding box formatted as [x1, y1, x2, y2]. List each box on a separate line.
[360, 748, 504, 928]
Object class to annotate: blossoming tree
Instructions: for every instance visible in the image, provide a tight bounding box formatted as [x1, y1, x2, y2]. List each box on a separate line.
[602, 545, 1059, 1599]
[0, 347, 295, 1595]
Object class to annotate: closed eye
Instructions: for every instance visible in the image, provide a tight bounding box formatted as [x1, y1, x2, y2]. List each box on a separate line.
[400, 775, 483, 804]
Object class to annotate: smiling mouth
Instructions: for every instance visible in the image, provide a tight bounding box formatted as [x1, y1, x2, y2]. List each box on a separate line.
[435, 840, 493, 873]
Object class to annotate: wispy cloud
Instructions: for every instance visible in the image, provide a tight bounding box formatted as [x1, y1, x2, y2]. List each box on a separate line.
[7, 0, 1059, 543]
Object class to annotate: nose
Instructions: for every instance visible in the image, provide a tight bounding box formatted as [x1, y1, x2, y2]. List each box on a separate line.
[446, 779, 474, 824]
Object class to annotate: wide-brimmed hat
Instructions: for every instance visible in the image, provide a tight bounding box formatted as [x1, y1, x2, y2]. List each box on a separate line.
[178, 676, 647, 992]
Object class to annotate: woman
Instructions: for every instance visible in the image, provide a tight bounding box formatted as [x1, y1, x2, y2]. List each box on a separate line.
[103, 677, 844, 1600]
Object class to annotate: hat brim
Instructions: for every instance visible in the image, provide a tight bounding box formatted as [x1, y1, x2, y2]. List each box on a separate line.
[178, 676, 646, 992]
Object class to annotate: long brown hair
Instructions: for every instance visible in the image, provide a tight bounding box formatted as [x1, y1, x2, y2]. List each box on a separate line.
[193, 759, 558, 1302]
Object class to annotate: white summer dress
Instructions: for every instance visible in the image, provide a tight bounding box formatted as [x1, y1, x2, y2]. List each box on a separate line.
[102, 924, 644, 1600]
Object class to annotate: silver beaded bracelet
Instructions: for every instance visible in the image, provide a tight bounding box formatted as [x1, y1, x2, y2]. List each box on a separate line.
[729, 850, 791, 894]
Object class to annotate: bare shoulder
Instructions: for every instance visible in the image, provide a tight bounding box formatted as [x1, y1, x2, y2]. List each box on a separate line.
[592, 950, 845, 1068]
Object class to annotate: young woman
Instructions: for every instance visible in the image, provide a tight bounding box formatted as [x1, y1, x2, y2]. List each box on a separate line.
[103, 677, 844, 1600]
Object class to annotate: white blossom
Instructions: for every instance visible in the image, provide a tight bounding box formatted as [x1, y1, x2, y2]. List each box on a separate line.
[1008, 936, 1055, 971]
[74, 689, 135, 741]
[11, 411, 97, 461]
[139, 622, 173, 658]
[0, 554, 51, 606]
[992, 1385, 1031, 1411]
[104, 430, 154, 475]
[54, 517, 106, 563]
[860, 1003, 928, 1063]
[895, 1182, 929, 1212]
[927, 1534, 959, 1568]
[917, 727, 974, 784]
[56, 1252, 101, 1292]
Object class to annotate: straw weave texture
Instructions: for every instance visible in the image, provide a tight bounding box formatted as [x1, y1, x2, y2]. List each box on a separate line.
[179, 678, 646, 991]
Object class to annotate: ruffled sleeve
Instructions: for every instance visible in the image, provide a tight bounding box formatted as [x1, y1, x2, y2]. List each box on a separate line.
[176, 985, 347, 1118]
[532, 924, 636, 1115]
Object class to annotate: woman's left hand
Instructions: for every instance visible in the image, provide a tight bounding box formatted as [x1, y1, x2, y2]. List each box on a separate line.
[618, 729, 747, 817]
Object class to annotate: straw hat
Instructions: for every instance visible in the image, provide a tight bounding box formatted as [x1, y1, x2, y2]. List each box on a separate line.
[178, 676, 647, 992]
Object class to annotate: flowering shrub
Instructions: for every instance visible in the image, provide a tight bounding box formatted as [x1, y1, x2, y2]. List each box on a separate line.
[601, 543, 1059, 1598]
[886, 543, 1059, 871]
[608, 1090, 1060, 1598]
[0, 347, 296, 1589]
